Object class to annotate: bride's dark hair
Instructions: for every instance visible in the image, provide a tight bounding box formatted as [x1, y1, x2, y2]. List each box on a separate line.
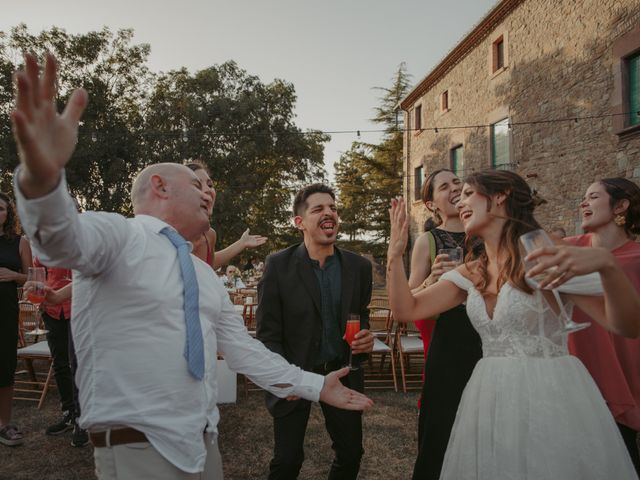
[463, 170, 542, 294]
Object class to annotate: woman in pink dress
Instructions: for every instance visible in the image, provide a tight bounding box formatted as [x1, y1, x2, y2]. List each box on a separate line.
[566, 177, 640, 473]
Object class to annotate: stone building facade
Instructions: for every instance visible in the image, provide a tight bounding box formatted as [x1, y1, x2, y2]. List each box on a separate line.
[400, 0, 640, 242]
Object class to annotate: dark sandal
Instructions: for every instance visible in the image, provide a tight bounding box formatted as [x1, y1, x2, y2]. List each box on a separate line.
[0, 424, 24, 446]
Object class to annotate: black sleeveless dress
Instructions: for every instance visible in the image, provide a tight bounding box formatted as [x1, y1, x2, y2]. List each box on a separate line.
[0, 235, 22, 387]
[412, 229, 483, 480]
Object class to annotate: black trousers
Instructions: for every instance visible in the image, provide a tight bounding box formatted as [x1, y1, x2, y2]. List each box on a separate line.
[268, 371, 363, 480]
[618, 422, 640, 476]
[43, 311, 79, 416]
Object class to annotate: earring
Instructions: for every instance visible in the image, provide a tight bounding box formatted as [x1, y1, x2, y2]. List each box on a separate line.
[614, 214, 626, 227]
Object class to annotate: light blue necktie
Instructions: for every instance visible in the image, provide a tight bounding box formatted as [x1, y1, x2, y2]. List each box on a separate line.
[161, 227, 205, 380]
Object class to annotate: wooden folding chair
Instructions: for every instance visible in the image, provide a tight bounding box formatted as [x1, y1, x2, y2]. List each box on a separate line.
[229, 290, 244, 305]
[240, 299, 259, 396]
[242, 301, 257, 333]
[395, 321, 425, 392]
[18, 301, 42, 347]
[14, 341, 54, 409]
[366, 296, 398, 391]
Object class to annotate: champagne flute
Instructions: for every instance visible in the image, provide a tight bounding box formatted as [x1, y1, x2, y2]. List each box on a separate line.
[26, 267, 48, 336]
[519, 229, 590, 334]
[345, 314, 361, 371]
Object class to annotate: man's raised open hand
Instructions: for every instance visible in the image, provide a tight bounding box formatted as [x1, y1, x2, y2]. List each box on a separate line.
[12, 53, 87, 198]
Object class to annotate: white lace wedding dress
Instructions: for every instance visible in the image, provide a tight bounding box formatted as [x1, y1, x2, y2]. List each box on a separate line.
[438, 270, 638, 480]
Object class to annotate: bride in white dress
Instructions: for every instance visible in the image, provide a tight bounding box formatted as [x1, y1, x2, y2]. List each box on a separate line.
[387, 170, 639, 480]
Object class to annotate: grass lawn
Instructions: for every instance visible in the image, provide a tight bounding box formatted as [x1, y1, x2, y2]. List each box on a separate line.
[5, 387, 420, 479]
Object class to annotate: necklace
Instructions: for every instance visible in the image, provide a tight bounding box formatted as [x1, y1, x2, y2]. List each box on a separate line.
[435, 228, 466, 250]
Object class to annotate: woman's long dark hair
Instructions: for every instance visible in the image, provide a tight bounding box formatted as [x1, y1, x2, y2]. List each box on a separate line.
[599, 177, 640, 237]
[463, 170, 542, 294]
[0, 192, 20, 240]
[185, 159, 210, 175]
[421, 168, 455, 226]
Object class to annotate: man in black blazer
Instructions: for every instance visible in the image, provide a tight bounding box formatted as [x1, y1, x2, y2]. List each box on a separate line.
[256, 183, 374, 480]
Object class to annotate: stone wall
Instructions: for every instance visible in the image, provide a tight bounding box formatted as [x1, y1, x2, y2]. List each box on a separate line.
[403, 0, 640, 242]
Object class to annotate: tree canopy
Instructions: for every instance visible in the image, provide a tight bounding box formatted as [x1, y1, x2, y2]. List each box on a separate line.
[0, 25, 329, 254]
[0, 24, 151, 213]
[334, 63, 411, 257]
[143, 63, 328, 249]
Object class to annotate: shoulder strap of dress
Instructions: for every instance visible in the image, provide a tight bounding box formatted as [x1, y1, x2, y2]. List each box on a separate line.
[426, 230, 436, 264]
[203, 233, 213, 267]
[440, 269, 473, 291]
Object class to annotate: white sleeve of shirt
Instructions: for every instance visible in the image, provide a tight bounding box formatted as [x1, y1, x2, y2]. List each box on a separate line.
[214, 285, 324, 402]
[14, 168, 129, 276]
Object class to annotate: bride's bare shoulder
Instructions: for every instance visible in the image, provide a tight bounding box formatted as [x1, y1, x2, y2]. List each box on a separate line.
[457, 260, 481, 284]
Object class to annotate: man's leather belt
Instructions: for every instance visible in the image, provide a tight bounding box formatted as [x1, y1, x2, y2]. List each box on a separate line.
[89, 427, 148, 447]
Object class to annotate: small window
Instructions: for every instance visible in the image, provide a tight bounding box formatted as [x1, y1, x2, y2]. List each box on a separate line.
[450, 145, 464, 176]
[491, 118, 510, 169]
[629, 52, 640, 126]
[414, 105, 422, 131]
[414, 166, 423, 201]
[493, 36, 505, 72]
[441, 90, 449, 111]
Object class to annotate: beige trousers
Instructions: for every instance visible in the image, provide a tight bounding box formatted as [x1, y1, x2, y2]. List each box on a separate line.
[93, 432, 223, 480]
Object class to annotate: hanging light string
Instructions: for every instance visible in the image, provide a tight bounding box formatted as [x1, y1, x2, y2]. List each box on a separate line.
[400, 151, 631, 183]
[72, 110, 640, 141]
[2, 111, 635, 194]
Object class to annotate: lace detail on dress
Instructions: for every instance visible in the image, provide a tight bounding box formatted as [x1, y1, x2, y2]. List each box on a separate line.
[442, 270, 569, 358]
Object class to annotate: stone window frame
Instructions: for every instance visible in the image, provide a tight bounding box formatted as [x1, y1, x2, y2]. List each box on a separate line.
[612, 25, 640, 137]
[450, 144, 464, 176]
[414, 164, 424, 201]
[414, 104, 423, 134]
[486, 106, 513, 169]
[489, 29, 509, 79]
[440, 89, 450, 113]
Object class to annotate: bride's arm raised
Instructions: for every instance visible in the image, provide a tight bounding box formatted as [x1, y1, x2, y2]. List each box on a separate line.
[387, 198, 466, 322]
[526, 245, 640, 338]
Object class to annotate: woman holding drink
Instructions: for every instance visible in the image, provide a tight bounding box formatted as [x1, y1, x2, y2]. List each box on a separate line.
[407, 169, 482, 480]
[387, 170, 639, 479]
[0, 192, 32, 447]
[565, 177, 640, 473]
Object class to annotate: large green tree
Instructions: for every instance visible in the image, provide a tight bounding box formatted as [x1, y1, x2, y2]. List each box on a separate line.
[335, 63, 411, 257]
[142, 63, 329, 251]
[0, 25, 151, 212]
[0, 25, 329, 256]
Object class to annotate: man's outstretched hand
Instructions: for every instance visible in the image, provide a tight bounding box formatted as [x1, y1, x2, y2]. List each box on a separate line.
[319, 367, 374, 411]
[12, 53, 87, 198]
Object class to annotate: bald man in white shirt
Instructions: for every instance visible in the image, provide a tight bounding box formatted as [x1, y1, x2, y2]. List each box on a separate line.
[11, 53, 373, 480]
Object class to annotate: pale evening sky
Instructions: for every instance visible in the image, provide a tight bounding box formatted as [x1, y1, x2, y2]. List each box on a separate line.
[4, 0, 497, 181]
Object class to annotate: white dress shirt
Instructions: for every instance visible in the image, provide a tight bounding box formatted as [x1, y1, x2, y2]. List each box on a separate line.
[15, 172, 324, 473]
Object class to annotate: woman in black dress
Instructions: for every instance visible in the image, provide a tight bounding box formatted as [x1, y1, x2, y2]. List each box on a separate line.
[408, 170, 482, 479]
[0, 192, 32, 447]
